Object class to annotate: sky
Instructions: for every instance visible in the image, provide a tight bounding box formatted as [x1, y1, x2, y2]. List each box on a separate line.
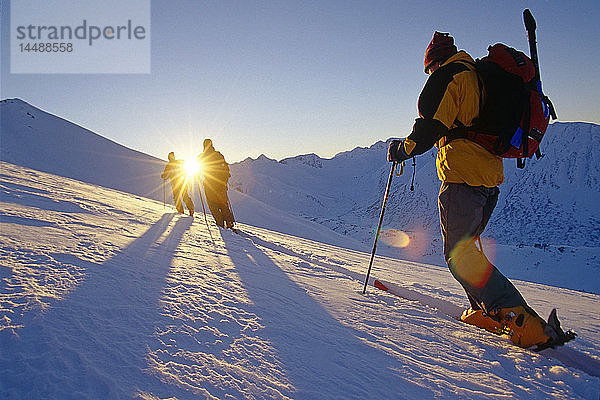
[1, 0, 599, 163]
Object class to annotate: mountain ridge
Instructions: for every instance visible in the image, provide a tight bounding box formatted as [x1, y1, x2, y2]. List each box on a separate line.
[229, 121, 600, 256]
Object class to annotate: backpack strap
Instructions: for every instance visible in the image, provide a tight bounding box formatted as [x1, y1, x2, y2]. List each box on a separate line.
[515, 88, 535, 169]
[441, 59, 484, 147]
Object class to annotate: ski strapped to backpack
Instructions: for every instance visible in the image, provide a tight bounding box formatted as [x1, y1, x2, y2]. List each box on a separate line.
[446, 9, 556, 168]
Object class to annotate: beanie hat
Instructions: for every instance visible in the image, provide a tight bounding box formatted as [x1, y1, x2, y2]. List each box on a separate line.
[168, 151, 175, 161]
[424, 31, 457, 73]
[203, 138, 213, 150]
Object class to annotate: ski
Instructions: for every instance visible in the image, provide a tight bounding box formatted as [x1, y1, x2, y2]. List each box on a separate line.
[372, 279, 599, 378]
[373, 279, 463, 319]
[523, 8, 556, 120]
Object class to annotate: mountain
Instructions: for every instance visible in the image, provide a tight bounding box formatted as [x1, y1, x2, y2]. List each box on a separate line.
[1, 98, 165, 202]
[489, 122, 600, 247]
[229, 122, 600, 262]
[0, 98, 361, 252]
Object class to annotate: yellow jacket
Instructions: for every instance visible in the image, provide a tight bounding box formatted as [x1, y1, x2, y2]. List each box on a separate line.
[405, 51, 504, 187]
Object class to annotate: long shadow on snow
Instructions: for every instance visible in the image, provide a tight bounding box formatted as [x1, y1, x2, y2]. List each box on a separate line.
[221, 231, 431, 399]
[0, 213, 193, 399]
[240, 232, 600, 381]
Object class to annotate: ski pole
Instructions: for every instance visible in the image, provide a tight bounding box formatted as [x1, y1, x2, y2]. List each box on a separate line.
[226, 195, 235, 221]
[197, 182, 211, 231]
[362, 161, 401, 294]
[162, 178, 166, 208]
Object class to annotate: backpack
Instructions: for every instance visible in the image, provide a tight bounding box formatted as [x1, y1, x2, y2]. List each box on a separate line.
[448, 43, 556, 168]
[204, 150, 230, 184]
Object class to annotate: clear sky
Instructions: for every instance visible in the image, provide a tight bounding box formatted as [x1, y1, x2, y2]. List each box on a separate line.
[2, 0, 599, 163]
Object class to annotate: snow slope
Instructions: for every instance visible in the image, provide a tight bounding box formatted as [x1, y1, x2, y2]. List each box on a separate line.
[0, 98, 370, 254]
[0, 98, 166, 202]
[1, 162, 599, 399]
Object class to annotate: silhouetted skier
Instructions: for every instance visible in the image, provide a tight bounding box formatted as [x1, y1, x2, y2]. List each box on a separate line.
[197, 139, 234, 228]
[161, 152, 194, 216]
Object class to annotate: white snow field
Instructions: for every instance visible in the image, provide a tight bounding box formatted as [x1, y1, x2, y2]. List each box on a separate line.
[1, 162, 599, 399]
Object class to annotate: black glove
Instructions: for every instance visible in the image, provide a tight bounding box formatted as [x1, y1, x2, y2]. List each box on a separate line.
[387, 139, 410, 162]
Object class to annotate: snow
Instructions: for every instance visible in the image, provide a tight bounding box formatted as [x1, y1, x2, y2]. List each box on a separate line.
[1, 99, 600, 399]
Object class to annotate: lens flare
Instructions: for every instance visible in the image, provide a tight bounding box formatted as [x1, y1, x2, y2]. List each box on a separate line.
[449, 237, 495, 289]
[184, 158, 199, 177]
[380, 229, 411, 248]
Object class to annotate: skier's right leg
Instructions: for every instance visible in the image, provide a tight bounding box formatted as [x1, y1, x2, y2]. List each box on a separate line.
[182, 191, 194, 216]
[439, 182, 551, 348]
[220, 190, 235, 228]
[205, 188, 225, 227]
[439, 182, 526, 311]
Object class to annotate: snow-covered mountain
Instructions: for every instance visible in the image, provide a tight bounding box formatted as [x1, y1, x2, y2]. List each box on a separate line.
[229, 121, 600, 267]
[4, 98, 597, 253]
[0, 98, 364, 253]
[1, 98, 165, 202]
[2, 99, 598, 292]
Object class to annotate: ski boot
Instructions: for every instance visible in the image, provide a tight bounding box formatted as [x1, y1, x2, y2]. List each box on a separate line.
[491, 305, 551, 349]
[461, 307, 504, 334]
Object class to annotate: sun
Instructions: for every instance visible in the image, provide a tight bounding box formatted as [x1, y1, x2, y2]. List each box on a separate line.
[183, 158, 200, 177]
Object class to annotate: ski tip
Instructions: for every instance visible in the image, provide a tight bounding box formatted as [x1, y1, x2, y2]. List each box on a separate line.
[534, 330, 577, 352]
[523, 9, 536, 31]
[374, 280, 389, 291]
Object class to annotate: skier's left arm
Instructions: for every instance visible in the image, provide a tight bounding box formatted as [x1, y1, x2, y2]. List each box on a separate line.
[388, 118, 449, 162]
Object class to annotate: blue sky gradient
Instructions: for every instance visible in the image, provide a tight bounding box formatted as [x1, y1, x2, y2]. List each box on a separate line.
[2, 0, 599, 162]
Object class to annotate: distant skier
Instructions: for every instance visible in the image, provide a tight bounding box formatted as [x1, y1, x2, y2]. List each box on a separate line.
[387, 32, 569, 349]
[161, 151, 194, 216]
[197, 139, 235, 229]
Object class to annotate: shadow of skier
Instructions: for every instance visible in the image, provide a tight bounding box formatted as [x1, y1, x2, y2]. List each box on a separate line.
[219, 230, 431, 399]
[0, 213, 194, 399]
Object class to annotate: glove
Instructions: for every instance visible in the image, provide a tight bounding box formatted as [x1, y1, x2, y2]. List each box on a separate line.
[387, 139, 410, 162]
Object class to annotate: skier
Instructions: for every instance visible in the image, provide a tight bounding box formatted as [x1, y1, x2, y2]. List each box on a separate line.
[197, 139, 235, 229]
[387, 32, 566, 349]
[161, 151, 194, 216]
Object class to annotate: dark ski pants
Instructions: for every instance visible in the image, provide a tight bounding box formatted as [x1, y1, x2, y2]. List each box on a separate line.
[438, 182, 527, 313]
[171, 182, 194, 214]
[204, 184, 234, 228]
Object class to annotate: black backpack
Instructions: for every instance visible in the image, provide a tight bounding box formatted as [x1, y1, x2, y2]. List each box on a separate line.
[447, 43, 556, 168]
